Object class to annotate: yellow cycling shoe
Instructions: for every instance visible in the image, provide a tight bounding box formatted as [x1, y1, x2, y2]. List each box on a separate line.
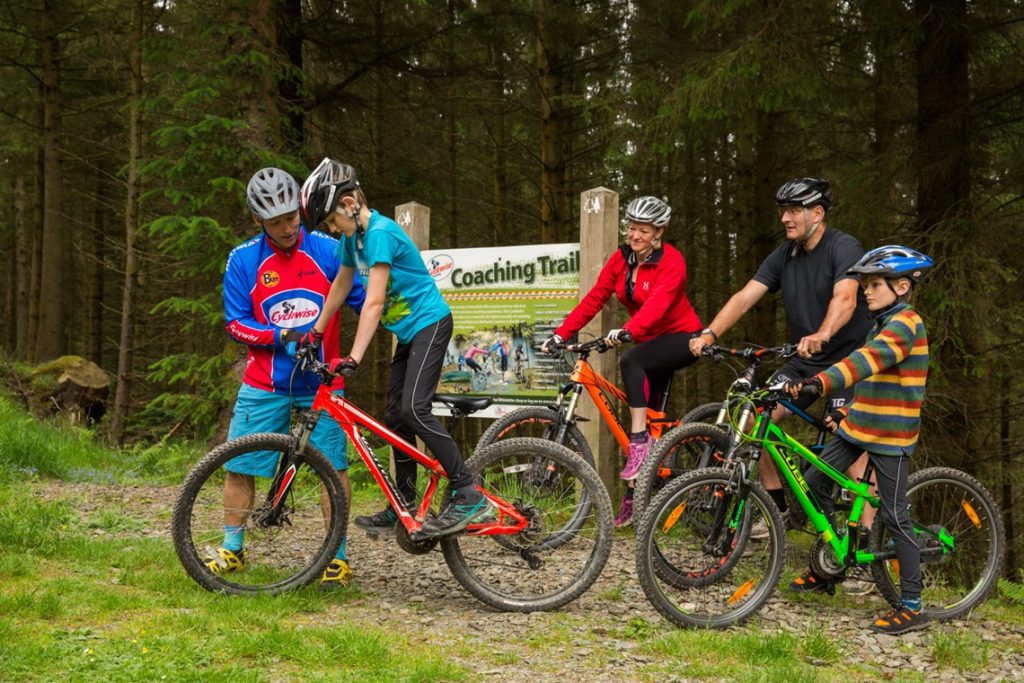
[321, 561, 354, 589]
[205, 547, 245, 575]
[320, 558, 352, 589]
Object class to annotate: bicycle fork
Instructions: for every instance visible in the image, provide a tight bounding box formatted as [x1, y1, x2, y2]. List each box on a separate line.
[253, 411, 324, 528]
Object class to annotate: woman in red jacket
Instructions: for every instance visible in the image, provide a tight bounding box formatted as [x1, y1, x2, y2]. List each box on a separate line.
[541, 196, 703, 526]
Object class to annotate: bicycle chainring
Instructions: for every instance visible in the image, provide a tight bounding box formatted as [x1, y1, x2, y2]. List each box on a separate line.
[395, 523, 438, 555]
[809, 535, 847, 579]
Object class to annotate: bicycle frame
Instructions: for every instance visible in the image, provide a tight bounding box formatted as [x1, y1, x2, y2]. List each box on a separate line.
[748, 414, 879, 567]
[305, 385, 529, 538]
[559, 355, 675, 454]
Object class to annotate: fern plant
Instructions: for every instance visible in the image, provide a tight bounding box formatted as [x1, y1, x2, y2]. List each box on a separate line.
[998, 570, 1024, 606]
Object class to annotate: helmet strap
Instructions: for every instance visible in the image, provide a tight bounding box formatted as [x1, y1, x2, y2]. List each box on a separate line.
[799, 207, 824, 245]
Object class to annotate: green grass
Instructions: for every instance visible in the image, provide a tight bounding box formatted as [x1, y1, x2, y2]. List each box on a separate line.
[0, 392, 197, 485]
[931, 630, 990, 672]
[1, 395, 1021, 682]
[0, 479, 464, 682]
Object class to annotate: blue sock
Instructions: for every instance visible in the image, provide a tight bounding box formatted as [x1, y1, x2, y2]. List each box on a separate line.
[901, 597, 922, 612]
[223, 525, 245, 552]
[334, 536, 348, 562]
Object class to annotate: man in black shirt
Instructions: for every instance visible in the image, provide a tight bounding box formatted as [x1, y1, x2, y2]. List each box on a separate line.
[690, 179, 875, 588]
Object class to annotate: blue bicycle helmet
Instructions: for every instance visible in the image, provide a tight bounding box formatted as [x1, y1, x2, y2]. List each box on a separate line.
[848, 245, 934, 283]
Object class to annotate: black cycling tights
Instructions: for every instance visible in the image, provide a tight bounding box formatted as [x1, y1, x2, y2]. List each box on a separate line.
[620, 331, 698, 409]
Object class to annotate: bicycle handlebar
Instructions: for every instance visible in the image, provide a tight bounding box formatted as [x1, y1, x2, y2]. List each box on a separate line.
[293, 345, 335, 382]
[701, 343, 797, 361]
[554, 330, 633, 355]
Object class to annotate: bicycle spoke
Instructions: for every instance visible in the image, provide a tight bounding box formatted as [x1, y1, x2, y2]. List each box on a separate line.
[172, 434, 346, 595]
[870, 467, 1004, 620]
[636, 469, 784, 628]
[442, 438, 612, 612]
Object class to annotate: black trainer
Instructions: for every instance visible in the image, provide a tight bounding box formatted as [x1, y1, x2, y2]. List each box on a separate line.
[354, 508, 398, 538]
[414, 487, 493, 539]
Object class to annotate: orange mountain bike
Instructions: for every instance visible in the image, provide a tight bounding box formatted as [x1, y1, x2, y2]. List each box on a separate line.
[172, 353, 613, 612]
[477, 334, 718, 467]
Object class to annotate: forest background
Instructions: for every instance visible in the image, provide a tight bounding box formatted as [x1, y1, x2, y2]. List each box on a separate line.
[0, 0, 1021, 575]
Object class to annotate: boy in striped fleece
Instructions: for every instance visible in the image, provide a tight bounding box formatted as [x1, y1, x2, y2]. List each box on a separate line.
[784, 245, 934, 635]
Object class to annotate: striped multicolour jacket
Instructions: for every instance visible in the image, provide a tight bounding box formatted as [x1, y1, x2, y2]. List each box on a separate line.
[815, 302, 928, 456]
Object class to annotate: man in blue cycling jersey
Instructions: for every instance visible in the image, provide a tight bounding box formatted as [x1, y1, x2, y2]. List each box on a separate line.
[211, 167, 365, 588]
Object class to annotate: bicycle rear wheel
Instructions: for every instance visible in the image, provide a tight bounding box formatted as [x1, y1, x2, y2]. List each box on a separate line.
[442, 438, 613, 612]
[475, 406, 595, 468]
[869, 467, 1004, 621]
[632, 422, 729, 518]
[636, 468, 784, 628]
[172, 433, 348, 595]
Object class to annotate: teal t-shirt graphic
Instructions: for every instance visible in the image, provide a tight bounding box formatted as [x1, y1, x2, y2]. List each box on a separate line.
[337, 210, 450, 344]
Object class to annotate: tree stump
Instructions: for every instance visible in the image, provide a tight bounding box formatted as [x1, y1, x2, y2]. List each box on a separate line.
[31, 356, 110, 425]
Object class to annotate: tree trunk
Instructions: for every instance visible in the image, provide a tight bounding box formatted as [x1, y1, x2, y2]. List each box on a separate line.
[278, 0, 304, 151]
[35, 0, 65, 361]
[490, 43, 507, 244]
[28, 149, 44, 362]
[14, 177, 30, 359]
[535, 0, 569, 243]
[915, 0, 977, 470]
[87, 167, 107, 365]
[446, 0, 459, 248]
[111, 0, 145, 443]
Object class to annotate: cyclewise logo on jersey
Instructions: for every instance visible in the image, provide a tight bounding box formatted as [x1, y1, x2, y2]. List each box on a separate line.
[267, 296, 320, 328]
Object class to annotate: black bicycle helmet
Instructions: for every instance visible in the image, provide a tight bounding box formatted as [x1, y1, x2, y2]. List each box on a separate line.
[300, 158, 360, 228]
[625, 196, 672, 227]
[848, 245, 934, 283]
[247, 168, 299, 220]
[775, 178, 832, 211]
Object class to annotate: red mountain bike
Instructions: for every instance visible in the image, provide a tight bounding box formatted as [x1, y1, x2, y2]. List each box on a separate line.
[172, 353, 613, 612]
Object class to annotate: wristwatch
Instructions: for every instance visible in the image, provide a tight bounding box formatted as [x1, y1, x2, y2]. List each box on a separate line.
[700, 327, 718, 341]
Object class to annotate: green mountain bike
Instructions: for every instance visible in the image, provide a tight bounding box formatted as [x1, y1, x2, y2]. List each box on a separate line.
[635, 379, 1005, 628]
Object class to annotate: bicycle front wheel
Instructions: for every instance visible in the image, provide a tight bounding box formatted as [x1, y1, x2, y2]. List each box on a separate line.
[171, 433, 348, 595]
[442, 438, 613, 612]
[869, 466, 1004, 621]
[636, 468, 785, 628]
[632, 422, 729, 519]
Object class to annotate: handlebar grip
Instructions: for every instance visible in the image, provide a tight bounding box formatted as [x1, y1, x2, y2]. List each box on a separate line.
[800, 383, 821, 397]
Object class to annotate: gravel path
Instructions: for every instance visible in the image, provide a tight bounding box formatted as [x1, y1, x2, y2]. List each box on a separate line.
[46, 482, 1024, 682]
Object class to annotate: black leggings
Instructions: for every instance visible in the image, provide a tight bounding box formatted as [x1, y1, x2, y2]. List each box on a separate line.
[620, 331, 699, 409]
[805, 436, 921, 600]
[385, 314, 473, 505]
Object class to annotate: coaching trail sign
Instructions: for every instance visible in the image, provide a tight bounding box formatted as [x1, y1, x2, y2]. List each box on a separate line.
[422, 244, 580, 418]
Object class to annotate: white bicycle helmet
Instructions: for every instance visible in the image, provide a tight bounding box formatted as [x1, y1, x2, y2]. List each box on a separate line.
[246, 167, 300, 220]
[625, 196, 672, 227]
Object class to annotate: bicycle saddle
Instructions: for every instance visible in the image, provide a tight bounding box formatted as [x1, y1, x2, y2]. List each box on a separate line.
[434, 394, 494, 415]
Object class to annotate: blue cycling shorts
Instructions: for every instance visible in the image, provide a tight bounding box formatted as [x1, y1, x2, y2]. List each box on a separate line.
[224, 383, 349, 478]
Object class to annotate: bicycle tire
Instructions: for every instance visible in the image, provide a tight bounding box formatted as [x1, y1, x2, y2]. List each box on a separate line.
[172, 433, 348, 595]
[636, 468, 785, 628]
[869, 466, 1004, 621]
[476, 407, 596, 545]
[632, 422, 729, 518]
[476, 406, 595, 468]
[471, 372, 487, 391]
[441, 437, 613, 612]
[680, 401, 729, 426]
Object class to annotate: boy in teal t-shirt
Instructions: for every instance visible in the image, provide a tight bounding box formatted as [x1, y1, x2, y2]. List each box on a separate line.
[299, 158, 490, 538]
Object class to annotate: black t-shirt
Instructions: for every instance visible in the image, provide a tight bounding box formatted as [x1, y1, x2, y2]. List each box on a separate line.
[753, 227, 873, 367]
